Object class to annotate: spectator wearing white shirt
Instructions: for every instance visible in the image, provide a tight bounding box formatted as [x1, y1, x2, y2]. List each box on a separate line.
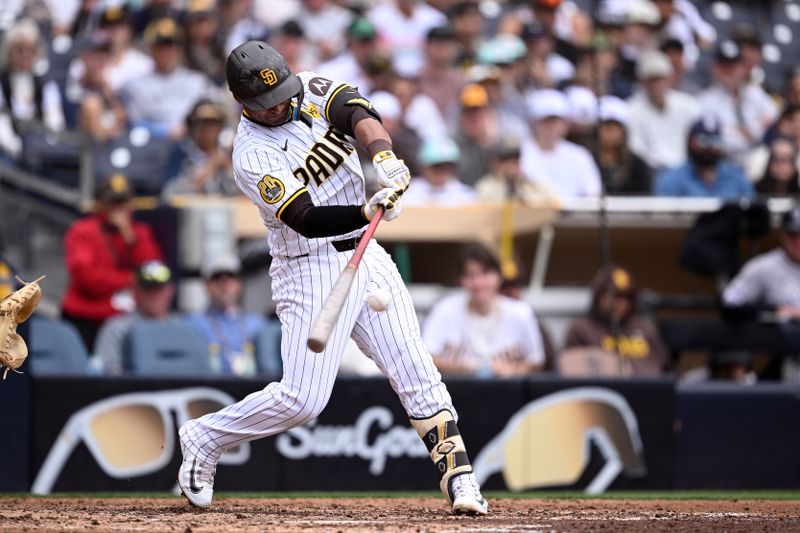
[697, 41, 778, 167]
[653, 0, 716, 69]
[390, 75, 448, 141]
[520, 89, 602, 198]
[368, 0, 447, 77]
[121, 18, 211, 140]
[296, 0, 353, 62]
[627, 50, 700, 170]
[316, 18, 377, 96]
[68, 6, 154, 94]
[402, 136, 477, 207]
[423, 244, 545, 378]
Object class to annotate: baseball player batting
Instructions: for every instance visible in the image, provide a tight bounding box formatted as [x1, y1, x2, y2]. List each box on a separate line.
[176, 41, 488, 516]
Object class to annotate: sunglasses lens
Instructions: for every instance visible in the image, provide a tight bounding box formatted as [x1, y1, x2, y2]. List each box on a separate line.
[89, 405, 165, 470]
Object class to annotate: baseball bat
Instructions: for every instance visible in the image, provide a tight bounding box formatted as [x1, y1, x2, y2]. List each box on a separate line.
[307, 207, 384, 353]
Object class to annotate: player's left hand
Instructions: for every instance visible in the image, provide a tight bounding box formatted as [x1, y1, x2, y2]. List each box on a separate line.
[373, 150, 411, 191]
[363, 187, 402, 222]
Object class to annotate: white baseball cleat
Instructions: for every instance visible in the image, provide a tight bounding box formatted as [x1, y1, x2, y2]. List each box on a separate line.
[450, 473, 489, 516]
[177, 426, 216, 508]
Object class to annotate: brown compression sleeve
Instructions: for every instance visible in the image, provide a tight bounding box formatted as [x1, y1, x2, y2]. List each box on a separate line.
[328, 86, 381, 137]
[279, 190, 367, 238]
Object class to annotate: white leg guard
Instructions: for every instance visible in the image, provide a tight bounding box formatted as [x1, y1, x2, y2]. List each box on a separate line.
[410, 409, 474, 504]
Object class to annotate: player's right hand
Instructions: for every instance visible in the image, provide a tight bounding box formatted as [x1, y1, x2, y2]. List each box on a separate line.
[373, 150, 411, 191]
[363, 187, 402, 222]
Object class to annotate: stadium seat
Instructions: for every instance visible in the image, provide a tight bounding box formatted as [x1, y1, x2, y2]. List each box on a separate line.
[26, 316, 89, 375]
[94, 133, 179, 196]
[123, 321, 212, 376]
[254, 319, 283, 375]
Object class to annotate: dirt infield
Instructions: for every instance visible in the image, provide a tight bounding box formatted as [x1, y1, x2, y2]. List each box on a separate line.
[1, 497, 798, 532]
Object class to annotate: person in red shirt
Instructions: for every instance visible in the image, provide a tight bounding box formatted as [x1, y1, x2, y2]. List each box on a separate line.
[61, 174, 162, 349]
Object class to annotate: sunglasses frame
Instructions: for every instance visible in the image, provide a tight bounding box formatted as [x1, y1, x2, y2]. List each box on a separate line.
[31, 387, 249, 494]
[472, 387, 644, 494]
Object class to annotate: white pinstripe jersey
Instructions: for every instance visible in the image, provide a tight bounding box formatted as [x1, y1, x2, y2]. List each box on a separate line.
[232, 71, 367, 259]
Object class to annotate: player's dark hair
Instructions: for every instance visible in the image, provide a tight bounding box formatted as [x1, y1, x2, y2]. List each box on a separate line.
[458, 244, 501, 277]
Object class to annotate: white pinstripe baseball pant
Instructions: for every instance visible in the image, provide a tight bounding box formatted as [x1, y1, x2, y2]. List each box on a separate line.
[181, 241, 456, 465]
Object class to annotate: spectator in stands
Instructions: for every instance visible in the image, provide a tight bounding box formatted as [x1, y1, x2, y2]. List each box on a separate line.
[659, 38, 700, 94]
[0, 18, 65, 157]
[94, 260, 178, 375]
[652, 0, 716, 70]
[570, 32, 618, 98]
[121, 18, 211, 140]
[627, 50, 701, 171]
[476, 34, 529, 138]
[522, 21, 575, 89]
[595, 95, 652, 194]
[475, 137, 554, 204]
[389, 75, 448, 141]
[185, 254, 265, 376]
[403, 136, 477, 206]
[62, 175, 163, 349]
[448, 1, 483, 68]
[163, 100, 237, 199]
[368, 0, 447, 78]
[132, 0, 181, 37]
[746, 106, 800, 181]
[93, 5, 154, 92]
[418, 26, 463, 120]
[610, 0, 662, 99]
[296, 0, 352, 62]
[271, 20, 315, 74]
[731, 24, 763, 88]
[722, 207, 800, 356]
[467, 64, 529, 141]
[218, 0, 267, 55]
[453, 84, 499, 186]
[654, 116, 754, 199]
[72, 33, 126, 144]
[562, 265, 669, 376]
[317, 18, 377, 95]
[521, 89, 602, 198]
[183, 0, 226, 86]
[499, 0, 592, 55]
[755, 137, 799, 197]
[423, 244, 545, 377]
[698, 41, 778, 166]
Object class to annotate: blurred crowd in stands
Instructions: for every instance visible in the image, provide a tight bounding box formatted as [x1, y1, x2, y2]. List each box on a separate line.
[2, 0, 800, 382]
[1, 0, 799, 200]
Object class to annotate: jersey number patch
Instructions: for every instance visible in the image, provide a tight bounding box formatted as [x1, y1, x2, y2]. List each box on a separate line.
[258, 175, 285, 204]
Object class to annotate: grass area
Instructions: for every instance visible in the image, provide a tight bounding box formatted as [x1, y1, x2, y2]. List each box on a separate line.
[2, 490, 800, 500]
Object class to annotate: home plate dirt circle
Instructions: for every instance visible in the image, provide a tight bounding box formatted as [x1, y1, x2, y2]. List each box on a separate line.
[1, 497, 798, 532]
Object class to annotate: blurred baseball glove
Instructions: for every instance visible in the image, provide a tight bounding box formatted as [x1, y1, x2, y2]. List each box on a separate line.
[0, 275, 44, 379]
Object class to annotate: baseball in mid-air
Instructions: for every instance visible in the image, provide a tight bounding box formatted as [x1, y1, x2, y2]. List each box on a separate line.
[367, 288, 392, 312]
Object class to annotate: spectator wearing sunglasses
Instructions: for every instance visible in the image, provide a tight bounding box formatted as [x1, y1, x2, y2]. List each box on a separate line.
[184, 254, 266, 377]
[653, 116, 754, 199]
[94, 260, 178, 375]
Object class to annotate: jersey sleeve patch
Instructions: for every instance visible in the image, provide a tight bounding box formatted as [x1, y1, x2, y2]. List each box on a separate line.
[308, 77, 333, 96]
[258, 175, 285, 205]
